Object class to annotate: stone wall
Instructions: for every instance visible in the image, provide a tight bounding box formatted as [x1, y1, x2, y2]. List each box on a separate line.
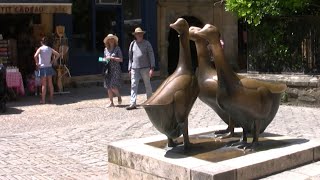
[242, 73, 320, 106]
[157, 0, 238, 76]
[285, 87, 320, 106]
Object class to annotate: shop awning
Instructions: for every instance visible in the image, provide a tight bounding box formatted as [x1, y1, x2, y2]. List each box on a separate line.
[0, 3, 72, 14]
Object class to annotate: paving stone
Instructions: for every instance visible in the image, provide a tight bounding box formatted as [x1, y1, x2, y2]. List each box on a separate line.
[291, 161, 320, 177]
[0, 83, 319, 179]
[262, 171, 310, 180]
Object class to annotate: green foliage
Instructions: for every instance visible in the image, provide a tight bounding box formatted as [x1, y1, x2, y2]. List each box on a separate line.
[225, 0, 320, 73]
[247, 16, 320, 73]
[225, 0, 311, 25]
[281, 92, 289, 103]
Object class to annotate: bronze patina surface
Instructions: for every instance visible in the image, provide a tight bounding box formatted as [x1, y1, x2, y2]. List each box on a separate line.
[195, 24, 287, 149]
[147, 132, 303, 163]
[142, 18, 199, 149]
[189, 26, 238, 138]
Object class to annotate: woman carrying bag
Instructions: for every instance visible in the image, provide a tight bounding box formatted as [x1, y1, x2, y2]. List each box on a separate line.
[103, 34, 123, 107]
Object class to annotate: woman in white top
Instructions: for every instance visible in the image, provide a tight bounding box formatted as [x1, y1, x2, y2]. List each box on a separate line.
[34, 37, 60, 104]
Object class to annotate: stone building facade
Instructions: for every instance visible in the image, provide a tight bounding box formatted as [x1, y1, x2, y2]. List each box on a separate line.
[157, 0, 239, 76]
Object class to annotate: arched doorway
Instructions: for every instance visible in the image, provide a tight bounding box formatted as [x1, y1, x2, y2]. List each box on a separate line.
[167, 16, 204, 75]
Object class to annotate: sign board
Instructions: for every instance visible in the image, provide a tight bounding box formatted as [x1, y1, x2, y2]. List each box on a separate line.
[95, 0, 122, 5]
[0, 0, 71, 3]
[0, 3, 72, 14]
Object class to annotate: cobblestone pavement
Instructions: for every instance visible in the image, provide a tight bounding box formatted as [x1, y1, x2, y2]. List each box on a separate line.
[0, 80, 320, 179]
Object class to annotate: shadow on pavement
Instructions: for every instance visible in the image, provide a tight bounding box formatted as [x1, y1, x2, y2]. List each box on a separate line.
[6, 80, 163, 107]
[0, 107, 24, 115]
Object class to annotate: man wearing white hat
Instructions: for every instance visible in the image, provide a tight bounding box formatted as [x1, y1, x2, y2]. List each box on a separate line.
[127, 27, 155, 110]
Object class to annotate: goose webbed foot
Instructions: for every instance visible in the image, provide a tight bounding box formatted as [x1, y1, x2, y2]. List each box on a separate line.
[227, 141, 259, 151]
[183, 141, 194, 151]
[243, 142, 260, 151]
[215, 131, 234, 139]
[225, 138, 244, 147]
[214, 128, 233, 139]
[167, 138, 182, 147]
[214, 128, 230, 136]
[228, 140, 249, 148]
[214, 120, 235, 139]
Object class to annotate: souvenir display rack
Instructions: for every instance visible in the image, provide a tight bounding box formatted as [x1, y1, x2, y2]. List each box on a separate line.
[0, 39, 17, 66]
[0, 40, 10, 65]
[53, 25, 71, 94]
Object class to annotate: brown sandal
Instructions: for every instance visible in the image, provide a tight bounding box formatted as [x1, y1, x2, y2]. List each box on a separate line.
[118, 96, 122, 105]
[107, 102, 115, 108]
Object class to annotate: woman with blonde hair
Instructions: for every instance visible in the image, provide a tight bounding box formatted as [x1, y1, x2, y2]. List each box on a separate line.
[103, 34, 123, 107]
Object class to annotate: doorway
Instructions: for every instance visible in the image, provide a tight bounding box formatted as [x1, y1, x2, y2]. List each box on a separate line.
[167, 16, 204, 75]
[95, 10, 118, 53]
[237, 19, 248, 71]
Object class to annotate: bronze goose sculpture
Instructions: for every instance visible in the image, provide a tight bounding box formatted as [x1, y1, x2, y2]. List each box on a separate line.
[142, 18, 199, 149]
[189, 26, 236, 138]
[195, 24, 287, 149]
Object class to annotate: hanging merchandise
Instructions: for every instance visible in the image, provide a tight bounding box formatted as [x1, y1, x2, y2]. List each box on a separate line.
[54, 25, 71, 94]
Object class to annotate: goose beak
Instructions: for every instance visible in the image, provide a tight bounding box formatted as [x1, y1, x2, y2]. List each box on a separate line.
[195, 24, 220, 43]
[189, 26, 201, 41]
[189, 26, 201, 33]
[170, 18, 188, 33]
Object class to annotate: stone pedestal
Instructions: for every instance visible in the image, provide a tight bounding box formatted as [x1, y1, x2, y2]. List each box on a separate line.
[108, 126, 320, 180]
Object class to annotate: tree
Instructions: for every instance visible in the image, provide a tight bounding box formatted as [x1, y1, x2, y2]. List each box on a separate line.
[223, 0, 313, 25]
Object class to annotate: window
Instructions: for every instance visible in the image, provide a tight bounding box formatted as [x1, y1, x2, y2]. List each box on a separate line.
[122, 0, 141, 56]
[95, 9, 117, 53]
[72, 0, 92, 52]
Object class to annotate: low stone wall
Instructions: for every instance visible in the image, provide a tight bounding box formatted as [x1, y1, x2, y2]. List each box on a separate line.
[284, 87, 320, 105]
[242, 73, 320, 88]
[66, 73, 320, 105]
[241, 73, 320, 106]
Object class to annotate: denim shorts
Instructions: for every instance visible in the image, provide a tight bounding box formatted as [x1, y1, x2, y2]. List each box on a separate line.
[38, 67, 56, 78]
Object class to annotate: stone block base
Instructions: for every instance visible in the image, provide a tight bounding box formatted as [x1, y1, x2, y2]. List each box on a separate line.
[108, 126, 320, 180]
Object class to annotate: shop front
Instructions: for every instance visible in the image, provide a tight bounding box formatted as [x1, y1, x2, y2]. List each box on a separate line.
[0, 0, 158, 90]
[70, 0, 158, 76]
[0, 0, 72, 93]
[157, 0, 239, 76]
